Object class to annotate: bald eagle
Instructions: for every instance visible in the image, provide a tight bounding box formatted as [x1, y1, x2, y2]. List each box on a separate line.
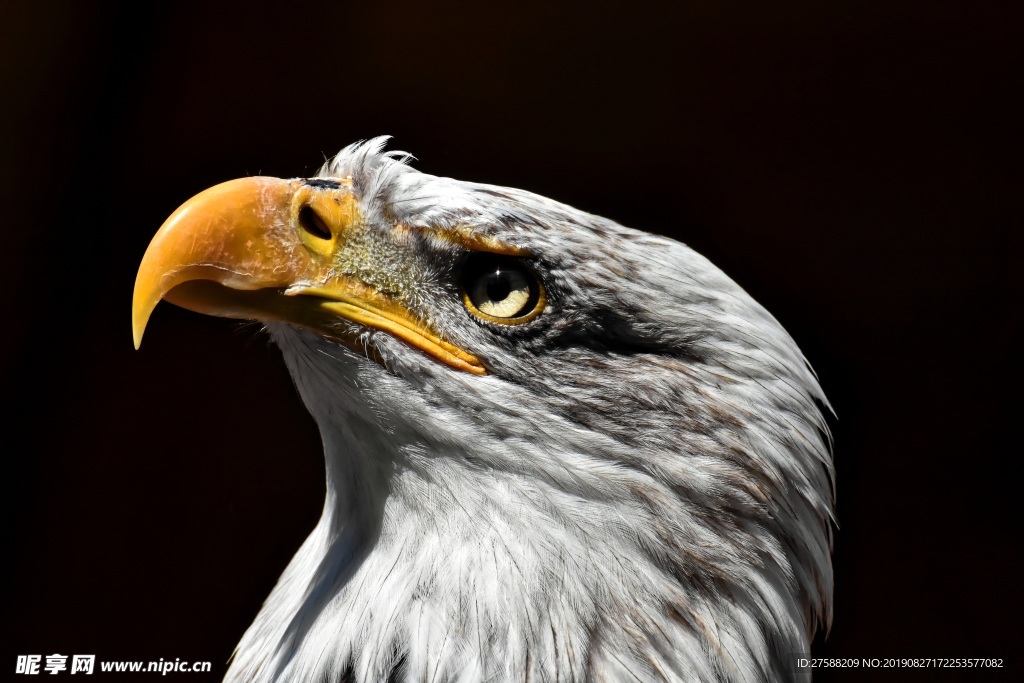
[133, 138, 834, 683]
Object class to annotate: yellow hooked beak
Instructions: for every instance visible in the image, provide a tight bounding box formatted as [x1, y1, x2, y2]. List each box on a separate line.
[132, 176, 486, 375]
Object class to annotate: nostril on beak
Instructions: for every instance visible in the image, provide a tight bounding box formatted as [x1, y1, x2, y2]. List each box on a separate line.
[298, 205, 332, 241]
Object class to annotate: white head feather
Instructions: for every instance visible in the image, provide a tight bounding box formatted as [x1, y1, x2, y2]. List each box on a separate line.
[224, 138, 834, 683]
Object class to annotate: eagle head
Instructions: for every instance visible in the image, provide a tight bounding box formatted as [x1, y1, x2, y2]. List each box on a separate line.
[134, 138, 833, 682]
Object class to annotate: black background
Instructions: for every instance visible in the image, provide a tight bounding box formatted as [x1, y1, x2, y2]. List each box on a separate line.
[2, 1, 1021, 681]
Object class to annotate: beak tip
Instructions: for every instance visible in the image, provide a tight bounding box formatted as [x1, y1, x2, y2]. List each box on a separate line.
[132, 319, 144, 350]
[132, 300, 152, 351]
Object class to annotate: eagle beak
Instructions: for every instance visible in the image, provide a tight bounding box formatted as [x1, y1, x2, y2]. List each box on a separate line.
[133, 177, 486, 375]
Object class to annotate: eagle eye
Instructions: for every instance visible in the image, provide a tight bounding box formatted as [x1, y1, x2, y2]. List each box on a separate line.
[461, 254, 545, 324]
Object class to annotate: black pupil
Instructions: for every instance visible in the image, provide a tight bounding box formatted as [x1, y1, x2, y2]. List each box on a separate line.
[485, 271, 511, 302]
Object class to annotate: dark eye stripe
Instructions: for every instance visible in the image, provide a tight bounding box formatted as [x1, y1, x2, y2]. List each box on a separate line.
[304, 178, 342, 190]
